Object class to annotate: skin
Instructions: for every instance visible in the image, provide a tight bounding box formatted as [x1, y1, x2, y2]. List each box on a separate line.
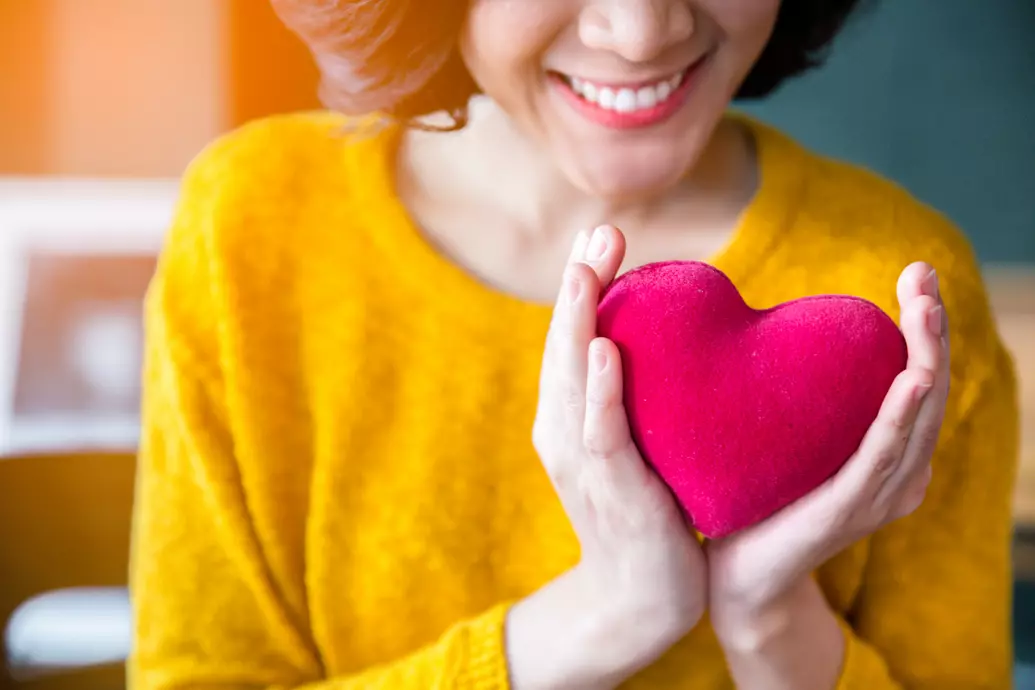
[398, 0, 771, 303]
[396, 1, 951, 688]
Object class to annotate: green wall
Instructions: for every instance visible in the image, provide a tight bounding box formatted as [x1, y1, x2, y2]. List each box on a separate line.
[740, 0, 1035, 264]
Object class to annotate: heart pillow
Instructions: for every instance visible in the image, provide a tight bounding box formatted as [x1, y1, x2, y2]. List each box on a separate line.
[596, 261, 907, 538]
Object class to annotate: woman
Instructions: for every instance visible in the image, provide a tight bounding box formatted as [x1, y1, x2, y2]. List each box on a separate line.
[129, 0, 1019, 688]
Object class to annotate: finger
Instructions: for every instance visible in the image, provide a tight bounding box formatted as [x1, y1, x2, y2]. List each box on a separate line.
[534, 261, 603, 487]
[898, 260, 950, 360]
[557, 263, 603, 424]
[542, 230, 590, 355]
[534, 232, 592, 497]
[887, 463, 933, 523]
[537, 231, 590, 415]
[897, 261, 937, 305]
[583, 338, 638, 463]
[875, 373, 946, 506]
[582, 338, 660, 528]
[833, 367, 933, 503]
[877, 269, 950, 505]
[901, 291, 941, 375]
[583, 225, 626, 289]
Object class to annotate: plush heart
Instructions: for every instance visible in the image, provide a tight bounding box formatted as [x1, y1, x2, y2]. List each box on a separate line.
[596, 261, 907, 539]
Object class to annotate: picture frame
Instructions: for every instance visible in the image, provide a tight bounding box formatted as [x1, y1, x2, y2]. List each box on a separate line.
[0, 178, 179, 456]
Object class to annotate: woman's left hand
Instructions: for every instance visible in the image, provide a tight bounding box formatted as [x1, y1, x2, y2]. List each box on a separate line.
[706, 261, 951, 633]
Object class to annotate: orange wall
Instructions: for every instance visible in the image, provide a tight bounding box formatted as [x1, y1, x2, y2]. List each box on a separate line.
[0, 2, 52, 174]
[0, 0, 319, 177]
[47, 0, 227, 177]
[228, 0, 320, 126]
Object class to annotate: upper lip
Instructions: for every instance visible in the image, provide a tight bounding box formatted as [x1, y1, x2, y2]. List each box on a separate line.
[554, 55, 705, 90]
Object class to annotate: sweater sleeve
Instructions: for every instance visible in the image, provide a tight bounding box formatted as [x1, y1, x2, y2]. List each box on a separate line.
[128, 142, 514, 690]
[831, 219, 1020, 689]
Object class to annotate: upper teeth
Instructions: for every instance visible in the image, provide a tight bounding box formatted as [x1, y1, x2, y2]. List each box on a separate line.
[568, 73, 683, 112]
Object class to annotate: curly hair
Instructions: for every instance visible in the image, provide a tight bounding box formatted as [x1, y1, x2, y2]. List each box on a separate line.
[271, 0, 864, 128]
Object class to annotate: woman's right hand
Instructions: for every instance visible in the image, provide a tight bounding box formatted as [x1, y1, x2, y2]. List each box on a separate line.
[505, 225, 707, 690]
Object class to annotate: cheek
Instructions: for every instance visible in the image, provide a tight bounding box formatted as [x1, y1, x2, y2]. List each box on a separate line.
[705, 0, 780, 58]
[693, 0, 779, 99]
[459, 2, 561, 102]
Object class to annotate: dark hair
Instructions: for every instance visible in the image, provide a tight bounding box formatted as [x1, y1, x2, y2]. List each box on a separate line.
[272, 0, 863, 128]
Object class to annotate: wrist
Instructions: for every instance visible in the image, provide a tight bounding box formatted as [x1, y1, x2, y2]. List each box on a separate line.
[573, 562, 691, 679]
[711, 577, 843, 658]
[710, 579, 846, 690]
[710, 576, 810, 649]
[711, 596, 798, 655]
[505, 565, 687, 690]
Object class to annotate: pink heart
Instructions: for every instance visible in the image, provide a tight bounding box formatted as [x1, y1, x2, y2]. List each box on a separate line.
[597, 261, 906, 538]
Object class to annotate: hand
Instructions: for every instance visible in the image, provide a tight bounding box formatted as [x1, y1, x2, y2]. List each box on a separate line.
[506, 225, 707, 690]
[706, 261, 950, 634]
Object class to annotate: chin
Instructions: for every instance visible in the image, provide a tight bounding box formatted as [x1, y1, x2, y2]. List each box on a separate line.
[566, 145, 696, 202]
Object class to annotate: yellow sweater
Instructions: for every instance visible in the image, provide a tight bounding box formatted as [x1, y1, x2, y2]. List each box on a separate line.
[129, 112, 1019, 689]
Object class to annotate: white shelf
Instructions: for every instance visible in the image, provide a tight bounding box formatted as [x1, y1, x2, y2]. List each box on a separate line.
[0, 415, 141, 457]
[0, 178, 177, 457]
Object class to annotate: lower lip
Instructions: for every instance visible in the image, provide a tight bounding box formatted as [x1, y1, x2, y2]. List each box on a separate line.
[551, 60, 703, 130]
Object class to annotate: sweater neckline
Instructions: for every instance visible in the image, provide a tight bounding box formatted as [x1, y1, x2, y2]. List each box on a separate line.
[354, 111, 807, 331]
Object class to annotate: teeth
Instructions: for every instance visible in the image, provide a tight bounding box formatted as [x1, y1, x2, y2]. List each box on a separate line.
[656, 80, 672, 102]
[636, 86, 657, 109]
[614, 89, 637, 113]
[565, 71, 684, 112]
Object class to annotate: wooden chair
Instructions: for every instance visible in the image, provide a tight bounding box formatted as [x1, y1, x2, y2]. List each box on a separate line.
[0, 451, 135, 690]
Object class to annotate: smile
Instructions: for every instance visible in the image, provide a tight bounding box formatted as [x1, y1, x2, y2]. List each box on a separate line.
[550, 59, 704, 130]
[564, 72, 685, 112]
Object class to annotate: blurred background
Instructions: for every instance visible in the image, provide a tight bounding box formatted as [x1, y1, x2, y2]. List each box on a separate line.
[0, 1, 1032, 688]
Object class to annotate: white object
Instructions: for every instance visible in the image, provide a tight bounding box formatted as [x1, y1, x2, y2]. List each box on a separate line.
[4, 587, 132, 678]
[0, 177, 177, 456]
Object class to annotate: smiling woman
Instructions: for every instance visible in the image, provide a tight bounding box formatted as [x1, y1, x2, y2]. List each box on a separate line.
[129, 1, 1019, 689]
[271, 0, 861, 125]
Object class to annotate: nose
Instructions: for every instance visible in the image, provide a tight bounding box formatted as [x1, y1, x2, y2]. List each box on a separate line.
[579, 0, 694, 63]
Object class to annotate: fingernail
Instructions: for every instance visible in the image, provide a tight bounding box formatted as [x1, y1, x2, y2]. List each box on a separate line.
[586, 227, 608, 262]
[923, 269, 939, 299]
[927, 305, 943, 336]
[569, 231, 589, 264]
[566, 268, 582, 302]
[591, 342, 608, 373]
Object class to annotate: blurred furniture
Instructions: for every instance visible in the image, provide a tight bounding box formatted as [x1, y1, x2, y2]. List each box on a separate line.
[995, 266, 1035, 682]
[0, 451, 135, 690]
[5, 587, 130, 684]
[0, 179, 171, 457]
[0, 180, 165, 688]
[986, 267, 1035, 530]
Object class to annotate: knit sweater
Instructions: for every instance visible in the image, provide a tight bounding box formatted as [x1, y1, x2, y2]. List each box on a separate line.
[129, 111, 1019, 689]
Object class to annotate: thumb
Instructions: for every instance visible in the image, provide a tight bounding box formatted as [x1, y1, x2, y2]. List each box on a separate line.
[582, 338, 661, 525]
